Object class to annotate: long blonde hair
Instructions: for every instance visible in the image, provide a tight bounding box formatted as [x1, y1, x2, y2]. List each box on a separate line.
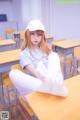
[21, 30, 51, 55]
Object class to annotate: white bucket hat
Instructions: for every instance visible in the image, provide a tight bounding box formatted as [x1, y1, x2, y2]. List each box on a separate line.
[26, 19, 45, 32]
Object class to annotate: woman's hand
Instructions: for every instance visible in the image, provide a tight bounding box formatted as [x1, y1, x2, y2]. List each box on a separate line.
[25, 64, 47, 82]
[38, 73, 47, 82]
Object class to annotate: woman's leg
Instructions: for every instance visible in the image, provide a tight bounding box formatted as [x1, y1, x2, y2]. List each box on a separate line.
[9, 69, 42, 95]
[47, 52, 68, 97]
[47, 52, 63, 83]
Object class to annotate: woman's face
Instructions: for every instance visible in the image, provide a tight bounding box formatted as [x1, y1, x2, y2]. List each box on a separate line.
[30, 31, 42, 46]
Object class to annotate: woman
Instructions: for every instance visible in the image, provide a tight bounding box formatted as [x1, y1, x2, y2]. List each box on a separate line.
[9, 19, 68, 97]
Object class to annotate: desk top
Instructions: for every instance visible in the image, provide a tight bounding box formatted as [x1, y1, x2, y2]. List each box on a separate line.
[52, 39, 80, 48]
[0, 39, 16, 46]
[46, 35, 53, 39]
[0, 49, 20, 64]
[22, 75, 80, 120]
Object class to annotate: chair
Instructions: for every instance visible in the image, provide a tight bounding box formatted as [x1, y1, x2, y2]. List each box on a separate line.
[60, 55, 72, 78]
[74, 47, 80, 70]
[11, 64, 26, 73]
[18, 31, 25, 48]
[60, 47, 80, 76]
[0, 85, 19, 120]
[14, 32, 24, 48]
[11, 64, 31, 119]
[2, 64, 27, 119]
[52, 39, 72, 78]
[19, 31, 25, 41]
[5, 29, 16, 39]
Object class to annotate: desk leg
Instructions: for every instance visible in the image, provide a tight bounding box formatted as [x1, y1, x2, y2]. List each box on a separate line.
[0, 73, 5, 104]
[63, 56, 68, 79]
[72, 56, 77, 76]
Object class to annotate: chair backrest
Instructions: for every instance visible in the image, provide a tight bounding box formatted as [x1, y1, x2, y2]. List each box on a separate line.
[19, 31, 25, 41]
[5, 29, 16, 39]
[11, 64, 26, 73]
[5, 29, 16, 35]
[74, 47, 80, 59]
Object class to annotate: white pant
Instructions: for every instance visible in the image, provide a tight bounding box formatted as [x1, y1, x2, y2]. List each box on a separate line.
[9, 52, 68, 97]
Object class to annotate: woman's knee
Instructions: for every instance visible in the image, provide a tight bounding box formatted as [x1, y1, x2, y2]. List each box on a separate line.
[9, 69, 22, 80]
[9, 69, 43, 90]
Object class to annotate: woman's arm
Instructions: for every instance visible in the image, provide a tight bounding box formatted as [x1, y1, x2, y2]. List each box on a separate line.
[25, 64, 46, 81]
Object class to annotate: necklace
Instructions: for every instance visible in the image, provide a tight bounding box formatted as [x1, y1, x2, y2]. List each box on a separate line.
[29, 49, 47, 61]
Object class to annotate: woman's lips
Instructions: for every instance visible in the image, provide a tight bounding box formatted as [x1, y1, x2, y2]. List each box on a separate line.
[34, 41, 38, 43]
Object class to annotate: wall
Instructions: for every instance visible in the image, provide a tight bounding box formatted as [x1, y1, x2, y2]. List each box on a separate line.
[20, 0, 80, 39]
[20, 0, 54, 35]
[54, 1, 80, 39]
[0, 0, 80, 39]
[20, 0, 42, 30]
[0, 0, 17, 38]
[0, 1, 14, 21]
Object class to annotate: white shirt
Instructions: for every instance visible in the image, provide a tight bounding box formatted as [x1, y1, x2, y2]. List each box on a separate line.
[20, 48, 63, 80]
[20, 48, 48, 69]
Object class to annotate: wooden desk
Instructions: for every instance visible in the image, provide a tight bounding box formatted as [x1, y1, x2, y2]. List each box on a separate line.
[0, 49, 20, 97]
[0, 39, 16, 51]
[46, 35, 53, 39]
[52, 39, 80, 79]
[19, 75, 80, 120]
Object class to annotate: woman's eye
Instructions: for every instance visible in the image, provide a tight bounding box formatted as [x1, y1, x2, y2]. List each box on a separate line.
[31, 32, 34, 35]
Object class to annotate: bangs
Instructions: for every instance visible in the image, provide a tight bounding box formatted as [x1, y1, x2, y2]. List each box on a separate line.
[36, 30, 44, 36]
[30, 30, 44, 36]
[22, 30, 51, 55]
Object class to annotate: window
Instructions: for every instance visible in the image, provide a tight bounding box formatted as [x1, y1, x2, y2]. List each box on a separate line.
[0, 14, 7, 22]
